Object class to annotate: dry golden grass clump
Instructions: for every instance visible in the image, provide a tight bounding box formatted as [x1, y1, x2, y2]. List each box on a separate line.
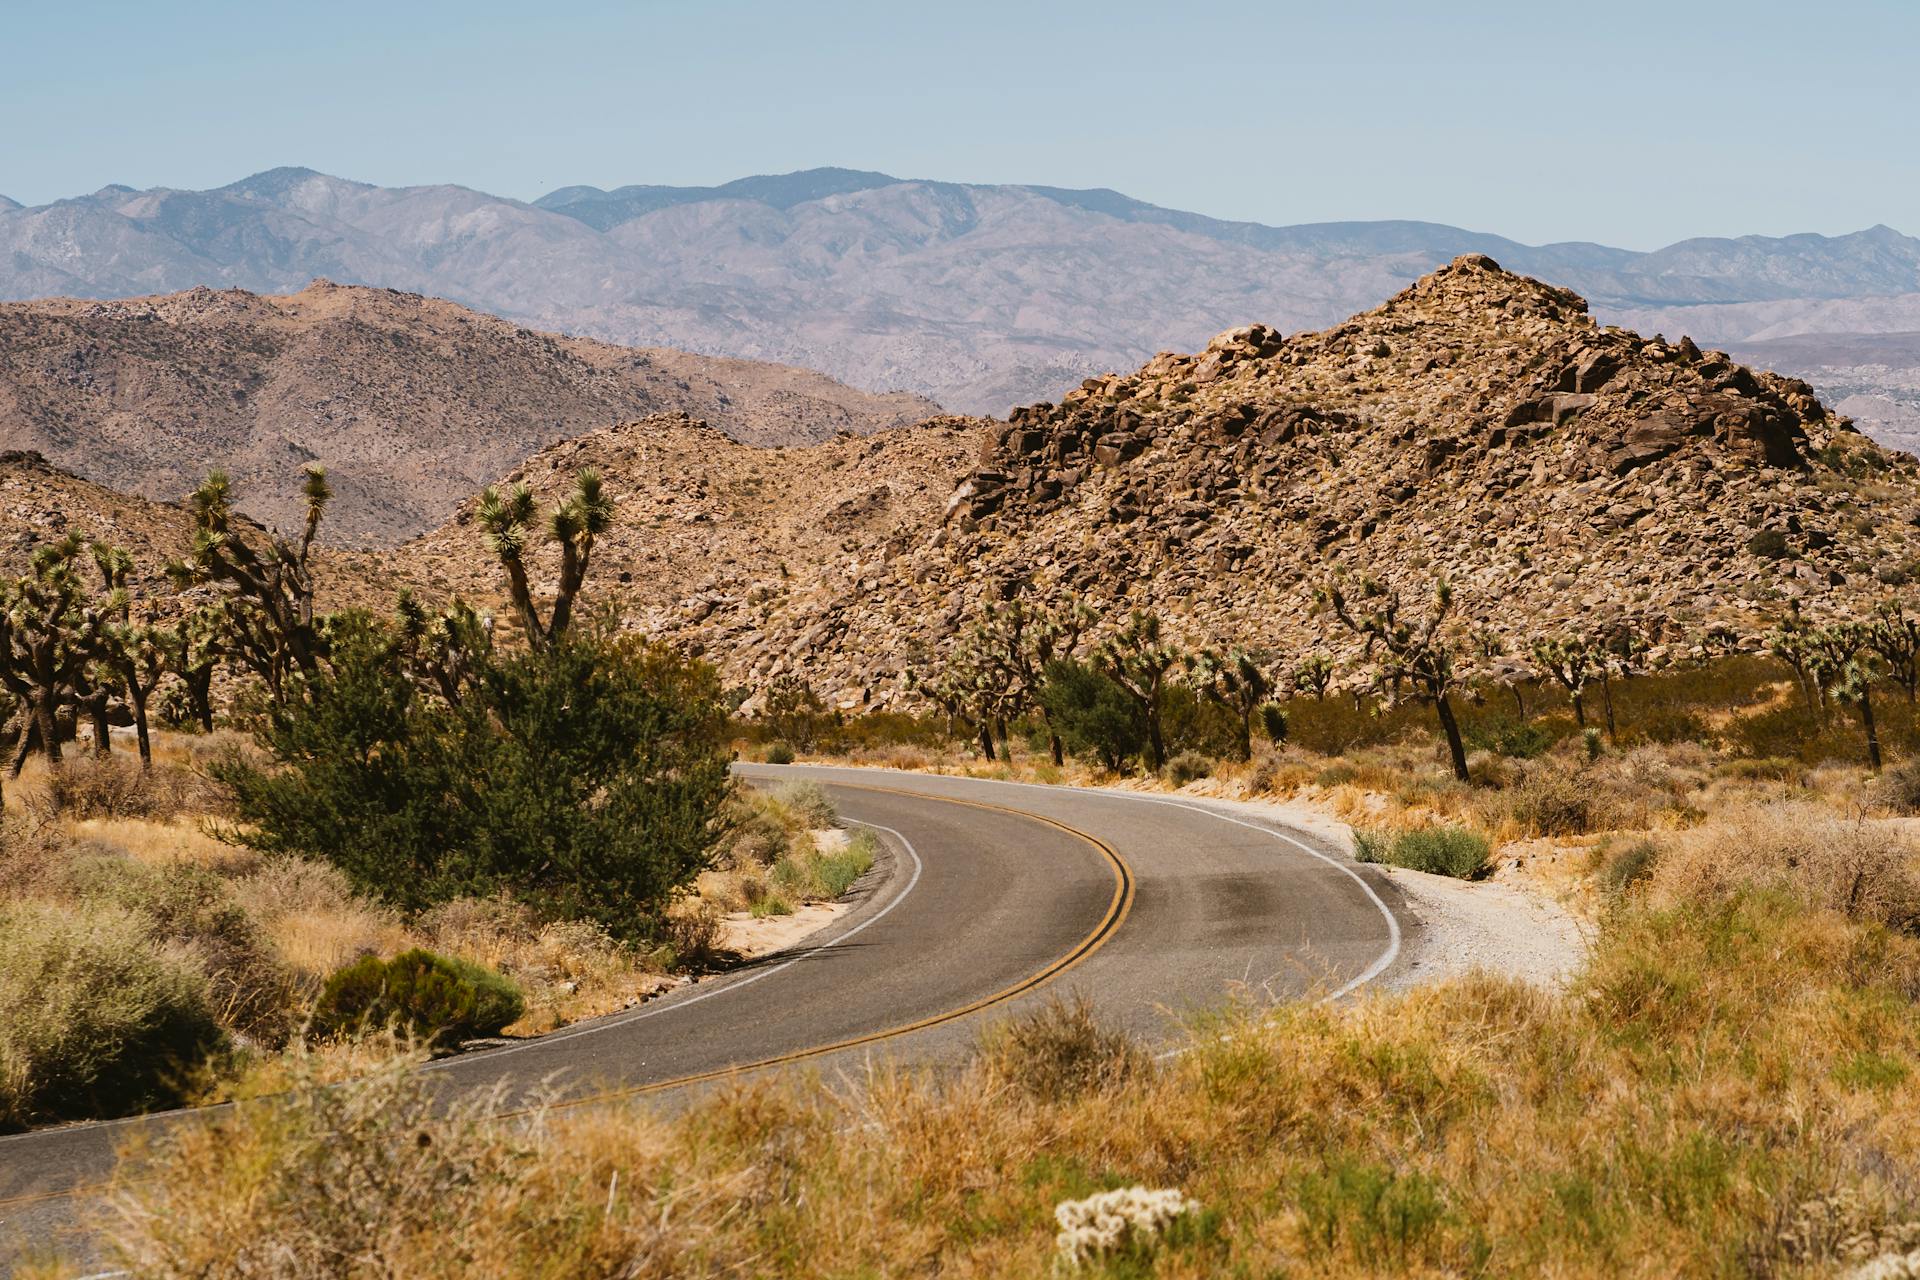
[73, 857, 1920, 1277]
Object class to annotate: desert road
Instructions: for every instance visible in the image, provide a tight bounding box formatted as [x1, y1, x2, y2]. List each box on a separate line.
[0, 765, 1412, 1264]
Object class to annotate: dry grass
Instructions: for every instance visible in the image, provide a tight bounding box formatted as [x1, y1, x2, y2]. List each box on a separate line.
[68, 879, 1920, 1278]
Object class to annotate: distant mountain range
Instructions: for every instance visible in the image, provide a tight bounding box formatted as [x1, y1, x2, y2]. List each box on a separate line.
[3, 166, 1918, 427]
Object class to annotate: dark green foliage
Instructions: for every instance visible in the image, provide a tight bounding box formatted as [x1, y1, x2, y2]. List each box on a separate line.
[311, 949, 523, 1048]
[1354, 827, 1491, 879]
[216, 617, 733, 942]
[1259, 702, 1289, 745]
[1601, 841, 1660, 897]
[764, 741, 796, 765]
[1039, 660, 1147, 771]
[1747, 529, 1792, 560]
[1160, 684, 1242, 760]
[1464, 717, 1559, 760]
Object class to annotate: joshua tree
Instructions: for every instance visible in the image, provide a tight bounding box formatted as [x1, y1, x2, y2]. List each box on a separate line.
[1187, 648, 1276, 762]
[1806, 620, 1884, 770]
[761, 673, 831, 752]
[1324, 574, 1472, 783]
[1532, 634, 1600, 730]
[1291, 653, 1336, 701]
[90, 541, 172, 768]
[914, 639, 1011, 761]
[173, 467, 331, 702]
[476, 470, 613, 650]
[1593, 622, 1650, 742]
[161, 602, 227, 733]
[395, 592, 493, 707]
[1767, 601, 1825, 717]
[0, 534, 108, 774]
[1094, 611, 1183, 770]
[969, 594, 1095, 766]
[1869, 599, 1920, 704]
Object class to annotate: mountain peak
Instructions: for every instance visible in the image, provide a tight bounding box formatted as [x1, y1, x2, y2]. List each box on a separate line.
[0, 194, 19, 213]
[219, 166, 367, 201]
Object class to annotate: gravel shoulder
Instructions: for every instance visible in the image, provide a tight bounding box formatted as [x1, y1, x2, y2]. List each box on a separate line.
[1160, 786, 1590, 990]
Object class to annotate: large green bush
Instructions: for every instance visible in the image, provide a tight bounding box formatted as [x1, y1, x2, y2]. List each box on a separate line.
[1040, 660, 1147, 771]
[1354, 827, 1492, 880]
[311, 948, 523, 1048]
[215, 617, 734, 942]
[0, 901, 225, 1128]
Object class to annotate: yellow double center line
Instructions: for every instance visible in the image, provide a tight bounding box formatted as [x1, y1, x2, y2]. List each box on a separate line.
[0, 783, 1134, 1207]
[535, 782, 1135, 1111]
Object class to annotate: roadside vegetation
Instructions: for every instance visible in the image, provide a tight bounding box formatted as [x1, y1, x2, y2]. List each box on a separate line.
[0, 469, 868, 1132]
[17, 496, 1920, 1272]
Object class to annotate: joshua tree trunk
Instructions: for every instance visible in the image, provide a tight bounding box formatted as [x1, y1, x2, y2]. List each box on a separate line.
[31, 693, 59, 771]
[186, 667, 216, 732]
[977, 722, 996, 762]
[1510, 684, 1526, 719]
[1433, 694, 1470, 783]
[1235, 709, 1254, 764]
[1145, 707, 1167, 772]
[1599, 674, 1617, 742]
[129, 684, 152, 770]
[1858, 692, 1883, 772]
[1570, 692, 1586, 729]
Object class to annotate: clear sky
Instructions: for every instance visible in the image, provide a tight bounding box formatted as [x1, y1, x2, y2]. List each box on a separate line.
[4, 0, 1914, 248]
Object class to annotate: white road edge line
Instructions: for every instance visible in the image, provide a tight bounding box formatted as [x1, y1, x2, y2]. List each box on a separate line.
[425, 816, 925, 1070]
[757, 768, 1404, 1046]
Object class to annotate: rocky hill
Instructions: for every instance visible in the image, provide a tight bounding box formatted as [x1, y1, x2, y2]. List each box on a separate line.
[4, 168, 1917, 425]
[446, 257, 1919, 708]
[400, 412, 985, 683]
[0, 451, 403, 618]
[0, 282, 937, 545]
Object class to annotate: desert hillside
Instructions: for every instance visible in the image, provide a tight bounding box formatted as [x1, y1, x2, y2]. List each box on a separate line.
[401, 412, 986, 689]
[0, 449, 403, 615]
[0, 280, 938, 545]
[404, 257, 1920, 707]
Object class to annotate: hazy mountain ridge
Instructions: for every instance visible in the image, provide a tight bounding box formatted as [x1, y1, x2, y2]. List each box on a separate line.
[3, 167, 1917, 420]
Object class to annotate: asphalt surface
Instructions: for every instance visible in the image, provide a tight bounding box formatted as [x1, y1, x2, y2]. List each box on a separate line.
[0, 765, 1412, 1267]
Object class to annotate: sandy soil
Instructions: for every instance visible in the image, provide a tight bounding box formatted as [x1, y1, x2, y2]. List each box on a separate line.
[718, 900, 847, 958]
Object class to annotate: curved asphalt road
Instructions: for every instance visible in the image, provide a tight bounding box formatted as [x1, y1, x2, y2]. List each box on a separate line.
[0, 765, 1413, 1265]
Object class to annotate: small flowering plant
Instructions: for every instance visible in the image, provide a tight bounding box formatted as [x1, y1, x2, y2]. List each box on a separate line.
[1053, 1185, 1200, 1269]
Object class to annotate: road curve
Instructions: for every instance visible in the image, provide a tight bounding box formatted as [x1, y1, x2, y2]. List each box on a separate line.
[0, 766, 1411, 1262]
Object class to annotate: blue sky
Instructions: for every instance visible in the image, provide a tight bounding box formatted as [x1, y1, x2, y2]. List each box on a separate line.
[3, 0, 1915, 248]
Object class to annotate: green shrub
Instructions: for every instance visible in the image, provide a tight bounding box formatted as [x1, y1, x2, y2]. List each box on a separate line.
[1465, 717, 1557, 760]
[1040, 660, 1146, 772]
[1165, 750, 1214, 786]
[311, 949, 523, 1049]
[0, 902, 225, 1128]
[1747, 529, 1792, 560]
[1601, 841, 1660, 897]
[1355, 827, 1491, 879]
[764, 741, 796, 765]
[216, 619, 734, 943]
[1259, 703, 1289, 745]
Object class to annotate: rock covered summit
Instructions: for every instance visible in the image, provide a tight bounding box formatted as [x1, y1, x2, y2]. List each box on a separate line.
[708, 255, 1915, 704]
